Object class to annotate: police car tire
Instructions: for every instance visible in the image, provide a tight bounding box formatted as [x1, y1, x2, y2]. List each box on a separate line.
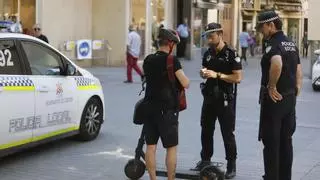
[77, 97, 103, 141]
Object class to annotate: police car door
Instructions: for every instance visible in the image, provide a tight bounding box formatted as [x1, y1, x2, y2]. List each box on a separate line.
[0, 39, 34, 151]
[19, 40, 78, 141]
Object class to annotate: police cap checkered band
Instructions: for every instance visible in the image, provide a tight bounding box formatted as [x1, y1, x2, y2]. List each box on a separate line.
[202, 22, 223, 37]
[256, 10, 280, 29]
[158, 28, 180, 44]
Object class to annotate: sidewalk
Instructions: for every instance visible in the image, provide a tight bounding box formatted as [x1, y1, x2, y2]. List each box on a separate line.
[85, 54, 320, 180]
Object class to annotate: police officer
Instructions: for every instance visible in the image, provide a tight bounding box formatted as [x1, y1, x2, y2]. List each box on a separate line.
[193, 23, 242, 179]
[256, 10, 303, 180]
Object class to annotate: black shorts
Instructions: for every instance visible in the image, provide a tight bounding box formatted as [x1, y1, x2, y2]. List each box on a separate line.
[144, 109, 179, 148]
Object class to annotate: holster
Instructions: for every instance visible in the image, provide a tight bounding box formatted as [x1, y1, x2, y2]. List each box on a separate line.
[258, 85, 267, 141]
[200, 82, 223, 99]
[200, 82, 234, 104]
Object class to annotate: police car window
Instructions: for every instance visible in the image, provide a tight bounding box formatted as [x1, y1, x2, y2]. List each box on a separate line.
[21, 41, 62, 76]
[0, 40, 22, 75]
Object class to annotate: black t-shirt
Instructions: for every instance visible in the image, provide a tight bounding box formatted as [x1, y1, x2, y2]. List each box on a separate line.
[260, 31, 300, 94]
[202, 44, 242, 93]
[143, 51, 182, 109]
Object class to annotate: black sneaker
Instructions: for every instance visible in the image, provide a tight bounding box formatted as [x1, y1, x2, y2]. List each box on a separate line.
[190, 160, 211, 171]
[225, 160, 236, 179]
[123, 80, 133, 83]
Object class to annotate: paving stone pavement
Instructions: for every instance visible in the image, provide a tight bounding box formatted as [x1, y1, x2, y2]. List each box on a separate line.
[0, 53, 319, 180]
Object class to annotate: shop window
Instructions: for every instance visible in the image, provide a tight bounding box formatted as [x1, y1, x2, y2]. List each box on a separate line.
[131, 0, 165, 57]
[0, 0, 35, 33]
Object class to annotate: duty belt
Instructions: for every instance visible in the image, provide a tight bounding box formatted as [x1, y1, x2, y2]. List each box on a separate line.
[259, 85, 296, 104]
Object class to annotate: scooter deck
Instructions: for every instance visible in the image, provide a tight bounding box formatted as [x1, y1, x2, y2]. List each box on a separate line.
[156, 167, 199, 179]
[154, 162, 224, 180]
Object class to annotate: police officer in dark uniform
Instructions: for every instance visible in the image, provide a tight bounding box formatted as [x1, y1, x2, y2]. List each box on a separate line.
[256, 10, 303, 180]
[192, 23, 242, 179]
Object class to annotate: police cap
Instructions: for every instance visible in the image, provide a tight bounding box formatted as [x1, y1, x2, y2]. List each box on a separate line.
[256, 10, 280, 30]
[202, 22, 223, 37]
[158, 28, 180, 44]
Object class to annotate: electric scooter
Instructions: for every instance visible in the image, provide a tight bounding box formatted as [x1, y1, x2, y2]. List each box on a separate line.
[124, 83, 240, 180]
[124, 125, 225, 180]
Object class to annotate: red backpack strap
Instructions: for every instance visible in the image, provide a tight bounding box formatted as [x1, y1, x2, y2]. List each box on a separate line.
[167, 55, 175, 82]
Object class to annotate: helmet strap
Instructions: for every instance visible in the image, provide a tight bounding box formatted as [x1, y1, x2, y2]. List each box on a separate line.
[169, 41, 174, 54]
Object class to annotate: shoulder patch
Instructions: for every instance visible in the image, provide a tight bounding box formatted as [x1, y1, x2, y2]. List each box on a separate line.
[235, 57, 241, 63]
[266, 46, 272, 53]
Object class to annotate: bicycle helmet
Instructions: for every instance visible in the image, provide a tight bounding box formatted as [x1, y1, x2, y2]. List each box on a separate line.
[158, 28, 180, 44]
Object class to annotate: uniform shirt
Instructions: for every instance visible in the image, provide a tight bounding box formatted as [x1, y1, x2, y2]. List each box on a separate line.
[202, 44, 242, 93]
[143, 51, 182, 109]
[260, 31, 300, 95]
[127, 31, 141, 58]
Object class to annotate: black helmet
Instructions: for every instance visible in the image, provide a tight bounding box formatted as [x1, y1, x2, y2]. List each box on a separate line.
[202, 22, 223, 37]
[158, 28, 180, 44]
[256, 10, 280, 30]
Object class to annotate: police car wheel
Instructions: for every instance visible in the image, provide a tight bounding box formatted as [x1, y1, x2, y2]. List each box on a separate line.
[77, 97, 103, 141]
[200, 165, 225, 180]
[124, 159, 146, 180]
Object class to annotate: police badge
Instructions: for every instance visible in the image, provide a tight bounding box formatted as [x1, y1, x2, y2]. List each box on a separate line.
[206, 55, 211, 62]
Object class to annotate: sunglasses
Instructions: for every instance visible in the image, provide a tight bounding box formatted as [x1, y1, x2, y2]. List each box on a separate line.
[34, 28, 41, 31]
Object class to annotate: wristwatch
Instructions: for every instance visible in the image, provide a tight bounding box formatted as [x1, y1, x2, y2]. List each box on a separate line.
[217, 72, 221, 79]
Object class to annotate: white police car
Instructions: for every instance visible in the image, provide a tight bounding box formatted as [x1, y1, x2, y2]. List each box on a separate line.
[0, 33, 105, 157]
[312, 49, 320, 91]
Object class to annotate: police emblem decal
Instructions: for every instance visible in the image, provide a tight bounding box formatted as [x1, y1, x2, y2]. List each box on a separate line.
[235, 57, 241, 63]
[206, 55, 211, 62]
[266, 46, 272, 53]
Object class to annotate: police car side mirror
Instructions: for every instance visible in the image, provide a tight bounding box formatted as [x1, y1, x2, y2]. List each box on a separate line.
[66, 63, 76, 76]
[314, 49, 320, 55]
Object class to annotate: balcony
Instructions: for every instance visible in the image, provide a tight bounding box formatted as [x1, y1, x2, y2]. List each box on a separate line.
[274, 0, 302, 12]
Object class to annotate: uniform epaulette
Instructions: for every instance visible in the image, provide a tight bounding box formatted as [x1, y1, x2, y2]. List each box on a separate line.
[226, 45, 236, 53]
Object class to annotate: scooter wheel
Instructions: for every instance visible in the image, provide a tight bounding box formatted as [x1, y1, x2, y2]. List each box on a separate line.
[124, 159, 146, 180]
[200, 165, 225, 180]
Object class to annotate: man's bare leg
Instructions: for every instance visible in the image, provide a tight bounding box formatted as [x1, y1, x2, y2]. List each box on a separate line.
[146, 144, 157, 180]
[166, 146, 177, 180]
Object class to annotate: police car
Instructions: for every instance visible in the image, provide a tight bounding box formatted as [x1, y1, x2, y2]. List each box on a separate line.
[0, 33, 105, 157]
[312, 49, 320, 91]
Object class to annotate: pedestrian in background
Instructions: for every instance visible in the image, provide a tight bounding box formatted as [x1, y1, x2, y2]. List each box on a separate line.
[239, 27, 250, 65]
[124, 24, 144, 83]
[32, 24, 49, 43]
[302, 31, 309, 58]
[248, 30, 256, 57]
[176, 17, 189, 59]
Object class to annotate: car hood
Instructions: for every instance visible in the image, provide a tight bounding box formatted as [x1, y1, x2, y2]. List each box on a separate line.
[78, 68, 95, 78]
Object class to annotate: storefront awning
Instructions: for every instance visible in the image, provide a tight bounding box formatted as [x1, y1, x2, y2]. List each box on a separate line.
[193, 0, 219, 9]
[274, 0, 302, 12]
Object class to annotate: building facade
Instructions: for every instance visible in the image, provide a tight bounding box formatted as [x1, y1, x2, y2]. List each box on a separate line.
[0, 0, 178, 67]
[239, 0, 305, 50]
